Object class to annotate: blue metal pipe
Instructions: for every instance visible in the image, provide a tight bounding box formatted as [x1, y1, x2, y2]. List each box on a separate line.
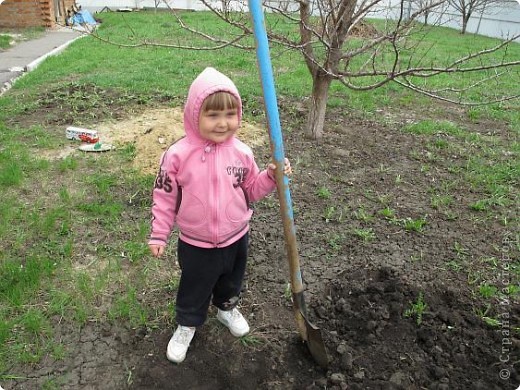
[248, 0, 303, 290]
[248, 0, 294, 223]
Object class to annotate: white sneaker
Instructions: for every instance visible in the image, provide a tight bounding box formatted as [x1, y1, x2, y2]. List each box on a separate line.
[217, 308, 250, 337]
[166, 325, 195, 363]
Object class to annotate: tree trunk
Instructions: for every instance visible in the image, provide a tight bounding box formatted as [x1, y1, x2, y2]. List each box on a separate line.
[461, 13, 470, 34]
[306, 72, 333, 140]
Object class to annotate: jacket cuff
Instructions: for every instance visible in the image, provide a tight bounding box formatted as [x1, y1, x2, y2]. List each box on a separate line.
[148, 236, 167, 246]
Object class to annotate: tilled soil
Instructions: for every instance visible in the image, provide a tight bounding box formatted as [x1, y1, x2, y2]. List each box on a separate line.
[4, 99, 519, 390]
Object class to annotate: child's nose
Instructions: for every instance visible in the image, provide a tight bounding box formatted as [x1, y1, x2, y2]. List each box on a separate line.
[217, 116, 227, 126]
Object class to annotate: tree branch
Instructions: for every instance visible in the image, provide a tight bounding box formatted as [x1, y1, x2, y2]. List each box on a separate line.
[393, 77, 520, 105]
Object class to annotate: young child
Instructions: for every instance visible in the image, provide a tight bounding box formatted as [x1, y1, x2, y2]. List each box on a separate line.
[148, 67, 291, 363]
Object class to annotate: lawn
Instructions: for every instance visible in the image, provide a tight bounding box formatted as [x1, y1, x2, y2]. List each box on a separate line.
[0, 10, 518, 389]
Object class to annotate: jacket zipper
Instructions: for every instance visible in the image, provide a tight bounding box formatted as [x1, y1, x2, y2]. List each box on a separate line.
[212, 144, 219, 246]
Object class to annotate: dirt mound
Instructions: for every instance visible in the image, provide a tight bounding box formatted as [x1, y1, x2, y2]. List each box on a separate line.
[350, 21, 380, 38]
[95, 107, 268, 175]
[313, 267, 513, 389]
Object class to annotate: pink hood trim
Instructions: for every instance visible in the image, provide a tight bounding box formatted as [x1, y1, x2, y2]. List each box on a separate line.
[183, 67, 243, 144]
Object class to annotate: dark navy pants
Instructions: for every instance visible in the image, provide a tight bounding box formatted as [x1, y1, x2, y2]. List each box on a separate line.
[175, 233, 248, 327]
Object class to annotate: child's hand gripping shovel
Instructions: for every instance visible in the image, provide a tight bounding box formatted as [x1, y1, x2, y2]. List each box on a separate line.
[248, 0, 329, 369]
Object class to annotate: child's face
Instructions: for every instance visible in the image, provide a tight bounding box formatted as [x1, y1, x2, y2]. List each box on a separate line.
[199, 108, 239, 143]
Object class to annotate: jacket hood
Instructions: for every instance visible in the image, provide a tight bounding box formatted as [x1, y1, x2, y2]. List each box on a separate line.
[184, 67, 243, 144]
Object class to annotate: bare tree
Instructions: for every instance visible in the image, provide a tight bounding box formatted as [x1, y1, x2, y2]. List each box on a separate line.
[91, 0, 520, 139]
[413, 0, 445, 24]
[448, 0, 501, 34]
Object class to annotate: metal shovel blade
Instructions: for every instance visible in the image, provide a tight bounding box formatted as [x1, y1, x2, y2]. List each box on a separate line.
[248, 0, 329, 368]
[306, 317, 329, 368]
[293, 292, 329, 368]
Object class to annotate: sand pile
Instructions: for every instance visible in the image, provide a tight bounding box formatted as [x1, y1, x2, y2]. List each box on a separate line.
[95, 107, 269, 175]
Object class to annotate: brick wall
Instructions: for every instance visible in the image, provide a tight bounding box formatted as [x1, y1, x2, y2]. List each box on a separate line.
[0, 0, 77, 28]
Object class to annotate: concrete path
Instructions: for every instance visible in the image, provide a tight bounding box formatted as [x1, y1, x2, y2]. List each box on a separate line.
[0, 27, 83, 95]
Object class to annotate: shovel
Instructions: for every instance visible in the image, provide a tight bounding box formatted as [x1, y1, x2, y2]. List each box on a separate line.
[248, 0, 329, 369]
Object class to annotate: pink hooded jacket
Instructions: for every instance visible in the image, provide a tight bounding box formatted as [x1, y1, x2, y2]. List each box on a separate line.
[149, 67, 277, 248]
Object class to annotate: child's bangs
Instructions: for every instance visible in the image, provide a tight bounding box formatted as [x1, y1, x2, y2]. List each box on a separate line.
[202, 92, 238, 111]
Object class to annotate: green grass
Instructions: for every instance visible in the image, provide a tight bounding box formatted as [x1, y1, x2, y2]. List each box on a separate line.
[353, 206, 373, 222]
[378, 206, 396, 219]
[478, 283, 498, 299]
[405, 292, 427, 325]
[238, 334, 263, 347]
[0, 10, 518, 381]
[402, 114, 518, 222]
[403, 120, 465, 136]
[402, 216, 428, 232]
[0, 27, 45, 50]
[353, 228, 376, 242]
[0, 34, 11, 49]
[316, 186, 331, 199]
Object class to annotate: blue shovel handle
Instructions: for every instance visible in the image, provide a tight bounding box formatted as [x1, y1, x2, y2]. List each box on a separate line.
[248, 1, 330, 368]
[248, 0, 304, 296]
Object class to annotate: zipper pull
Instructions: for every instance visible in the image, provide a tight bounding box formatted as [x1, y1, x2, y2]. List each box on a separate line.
[202, 145, 211, 162]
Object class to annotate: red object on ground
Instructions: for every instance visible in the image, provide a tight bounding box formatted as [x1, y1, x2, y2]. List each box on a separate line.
[79, 134, 99, 143]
